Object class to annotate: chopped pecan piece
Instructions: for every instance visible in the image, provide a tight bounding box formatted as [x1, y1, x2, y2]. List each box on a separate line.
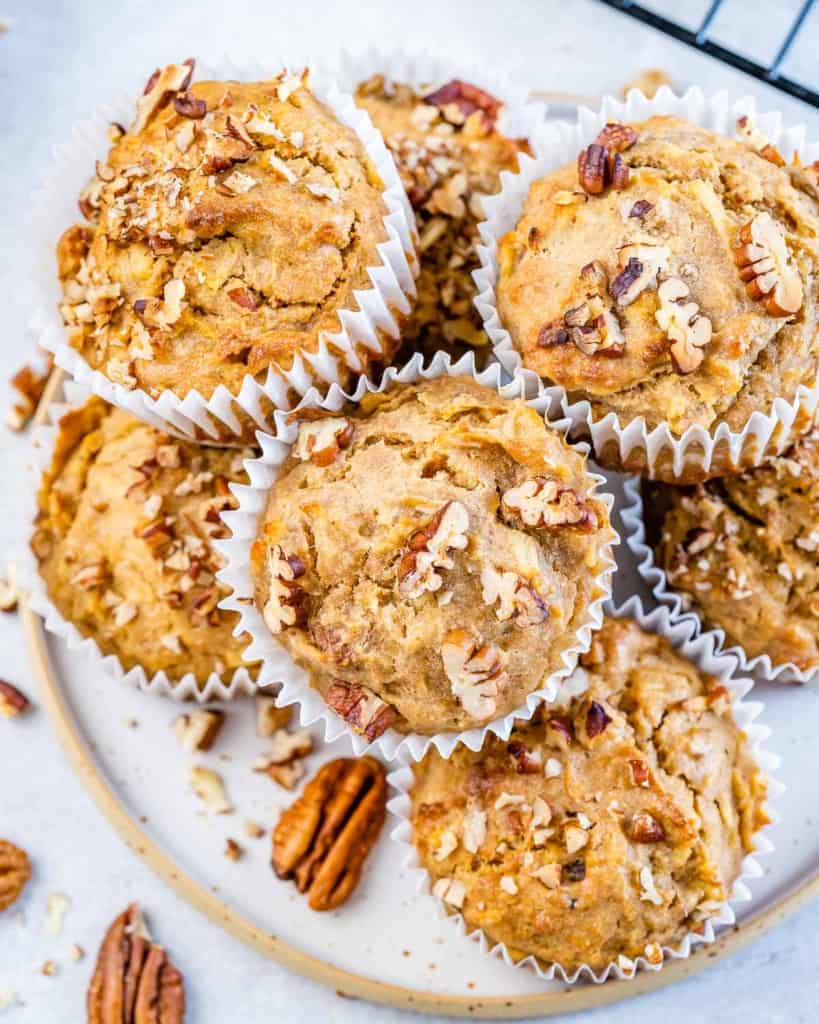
[578, 122, 637, 195]
[501, 477, 598, 531]
[255, 695, 292, 737]
[683, 526, 715, 555]
[422, 79, 501, 129]
[735, 115, 785, 166]
[324, 680, 398, 741]
[134, 278, 186, 330]
[397, 501, 469, 599]
[0, 684, 29, 724]
[480, 567, 549, 626]
[227, 286, 259, 310]
[629, 759, 651, 787]
[0, 840, 30, 911]
[627, 811, 666, 843]
[87, 903, 185, 1024]
[441, 628, 508, 720]
[508, 741, 543, 774]
[293, 416, 355, 467]
[733, 212, 803, 317]
[172, 91, 206, 119]
[0, 569, 18, 613]
[6, 360, 52, 432]
[540, 261, 624, 357]
[261, 545, 307, 635]
[610, 243, 669, 306]
[252, 728, 313, 771]
[271, 756, 386, 911]
[562, 858, 586, 882]
[171, 709, 224, 752]
[187, 765, 231, 814]
[585, 700, 611, 738]
[132, 59, 194, 134]
[655, 277, 712, 374]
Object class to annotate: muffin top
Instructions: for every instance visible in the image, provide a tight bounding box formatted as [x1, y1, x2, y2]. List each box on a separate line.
[57, 62, 391, 400]
[411, 617, 768, 972]
[32, 397, 255, 683]
[356, 75, 528, 357]
[649, 418, 819, 672]
[496, 115, 819, 435]
[250, 376, 614, 737]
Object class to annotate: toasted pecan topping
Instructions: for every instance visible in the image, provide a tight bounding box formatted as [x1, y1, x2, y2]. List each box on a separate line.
[294, 416, 355, 467]
[501, 477, 598, 531]
[441, 627, 508, 720]
[261, 545, 307, 635]
[323, 680, 398, 741]
[733, 212, 803, 317]
[655, 276, 712, 374]
[397, 500, 470, 599]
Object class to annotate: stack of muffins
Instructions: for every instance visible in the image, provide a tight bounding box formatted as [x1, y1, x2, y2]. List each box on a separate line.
[27, 56, 802, 983]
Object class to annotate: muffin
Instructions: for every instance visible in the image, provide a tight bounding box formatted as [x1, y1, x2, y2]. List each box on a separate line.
[495, 114, 819, 442]
[410, 616, 768, 973]
[56, 60, 400, 415]
[355, 74, 529, 360]
[647, 418, 819, 673]
[249, 375, 614, 739]
[32, 397, 255, 685]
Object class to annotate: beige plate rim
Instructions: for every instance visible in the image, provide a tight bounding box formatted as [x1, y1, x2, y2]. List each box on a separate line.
[24, 370, 819, 1018]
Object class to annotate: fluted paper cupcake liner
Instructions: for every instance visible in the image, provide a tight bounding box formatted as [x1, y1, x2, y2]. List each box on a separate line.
[18, 377, 256, 701]
[215, 350, 617, 761]
[29, 56, 418, 446]
[621, 476, 819, 686]
[474, 87, 819, 482]
[387, 597, 782, 984]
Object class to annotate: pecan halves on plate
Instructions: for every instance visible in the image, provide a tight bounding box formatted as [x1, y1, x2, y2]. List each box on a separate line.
[87, 903, 185, 1024]
[272, 756, 386, 912]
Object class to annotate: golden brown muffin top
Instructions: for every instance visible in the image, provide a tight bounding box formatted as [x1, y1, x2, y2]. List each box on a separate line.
[32, 397, 255, 683]
[57, 62, 391, 400]
[650, 417, 819, 671]
[496, 115, 819, 435]
[250, 376, 614, 738]
[356, 75, 528, 357]
[411, 616, 768, 972]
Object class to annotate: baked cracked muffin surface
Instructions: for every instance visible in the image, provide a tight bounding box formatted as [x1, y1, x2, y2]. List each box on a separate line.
[411, 616, 768, 972]
[496, 115, 819, 436]
[250, 376, 614, 737]
[32, 397, 255, 684]
[356, 75, 529, 360]
[57, 61, 392, 402]
[647, 419, 819, 672]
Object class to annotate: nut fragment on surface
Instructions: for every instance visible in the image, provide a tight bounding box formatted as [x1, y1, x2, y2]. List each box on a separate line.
[171, 709, 224, 752]
[441, 628, 508, 720]
[271, 756, 386, 911]
[6, 359, 53, 432]
[224, 838, 243, 862]
[655, 277, 713, 374]
[253, 728, 313, 771]
[293, 416, 355, 467]
[0, 840, 31, 912]
[187, 764, 232, 814]
[733, 212, 803, 317]
[501, 477, 598, 531]
[44, 891, 70, 937]
[262, 545, 307, 635]
[0, 681, 29, 718]
[397, 500, 470, 599]
[87, 903, 185, 1024]
[324, 680, 398, 741]
[0, 566, 18, 613]
[255, 695, 292, 737]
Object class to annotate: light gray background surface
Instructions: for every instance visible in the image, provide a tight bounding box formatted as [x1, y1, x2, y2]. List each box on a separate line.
[2, 1, 819, 1021]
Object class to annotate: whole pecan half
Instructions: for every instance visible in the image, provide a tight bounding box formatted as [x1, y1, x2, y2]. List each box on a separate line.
[577, 122, 637, 195]
[87, 903, 185, 1023]
[272, 756, 386, 911]
[0, 840, 30, 912]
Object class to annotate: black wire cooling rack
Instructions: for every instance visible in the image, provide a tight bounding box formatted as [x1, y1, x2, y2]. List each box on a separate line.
[599, 0, 819, 108]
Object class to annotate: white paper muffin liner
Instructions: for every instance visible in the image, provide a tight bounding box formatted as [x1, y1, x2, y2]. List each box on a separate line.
[333, 47, 546, 146]
[621, 476, 819, 686]
[18, 377, 256, 701]
[386, 597, 782, 985]
[215, 350, 617, 761]
[474, 87, 819, 481]
[29, 57, 419, 445]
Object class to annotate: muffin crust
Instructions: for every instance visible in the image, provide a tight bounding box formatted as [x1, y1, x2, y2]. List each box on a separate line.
[250, 376, 614, 736]
[496, 115, 819, 435]
[648, 419, 819, 672]
[32, 398, 254, 683]
[57, 63, 392, 401]
[411, 617, 768, 972]
[356, 75, 529, 359]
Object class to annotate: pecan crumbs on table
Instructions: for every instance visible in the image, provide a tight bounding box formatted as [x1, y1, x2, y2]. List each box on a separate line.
[272, 756, 386, 911]
[87, 903, 185, 1023]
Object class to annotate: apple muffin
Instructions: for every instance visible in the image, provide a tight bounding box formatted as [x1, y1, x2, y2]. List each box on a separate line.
[411, 616, 768, 973]
[495, 115, 819, 438]
[32, 397, 255, 684]
[646, 418, 819, 673]
[250, 375, 614, 739]
[57, 60, 398, 407]
[355, 74, 530, 359]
